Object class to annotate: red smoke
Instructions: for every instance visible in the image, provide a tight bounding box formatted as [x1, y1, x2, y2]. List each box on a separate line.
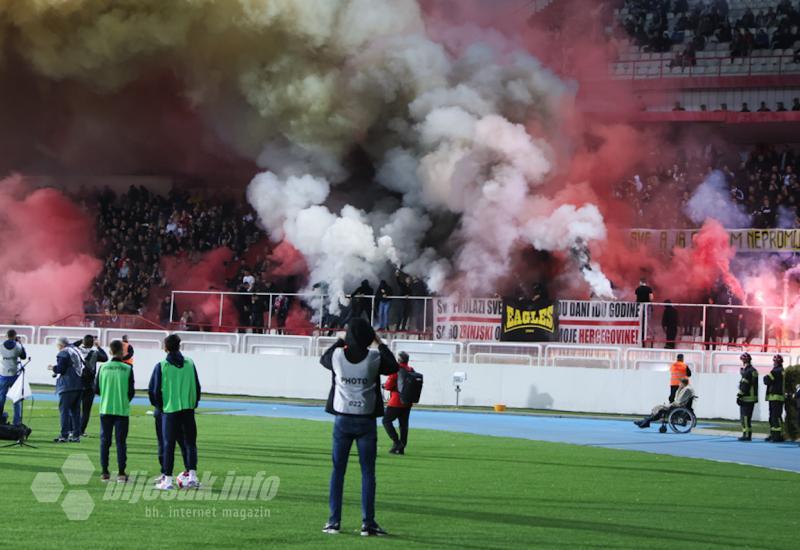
[0, 175, 102, 324]
[156, 247, 240, 329]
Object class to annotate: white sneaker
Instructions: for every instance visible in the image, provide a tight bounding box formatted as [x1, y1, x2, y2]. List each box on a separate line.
[155, 476, 174, 491]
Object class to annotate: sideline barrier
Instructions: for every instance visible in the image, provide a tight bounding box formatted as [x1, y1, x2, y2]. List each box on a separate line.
[104, 328, 169, 350]
[623, 348, 705, 373]
[466, 342, 542, 366]
[390, 339, 463, 363]
[0, 325, 35, 344]
[242, 334, 313, 356]
[544, 345, 621, 369]
[710, 351, 781, 374]
[171, 331, 239, 353]
[38, 326, 101, 346]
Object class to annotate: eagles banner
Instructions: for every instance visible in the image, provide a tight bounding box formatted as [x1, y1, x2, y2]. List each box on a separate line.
[500, 298, 558, 342]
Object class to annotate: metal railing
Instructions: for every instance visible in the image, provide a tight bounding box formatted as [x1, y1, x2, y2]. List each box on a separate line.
[611, 53, 800, 80]
[169, 290, 435, 336]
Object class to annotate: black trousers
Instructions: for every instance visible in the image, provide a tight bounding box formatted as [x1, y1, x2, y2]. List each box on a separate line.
[100, 414, 129, 474]
[382, 407, 411, 447]
[768, 401, 784, 435]
[668, 385, 679, 403]
[161, 409, 198, 476]
[80, 388, 94, 435]
[740, 402, 755, 435]
[664, 327, 677, 349]
[154, 409, 188, 472]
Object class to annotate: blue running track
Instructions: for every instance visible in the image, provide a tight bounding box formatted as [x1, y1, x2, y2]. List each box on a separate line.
[32, 393, 799, 472]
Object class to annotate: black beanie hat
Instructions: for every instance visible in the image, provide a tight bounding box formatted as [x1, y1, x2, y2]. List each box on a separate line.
[345, 318, 375, 351]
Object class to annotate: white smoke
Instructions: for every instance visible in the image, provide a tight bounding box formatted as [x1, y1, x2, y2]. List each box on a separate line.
[685, 171, 751, 228]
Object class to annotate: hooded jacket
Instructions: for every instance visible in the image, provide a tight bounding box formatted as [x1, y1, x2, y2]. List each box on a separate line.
[320, 318, 399, 417]
[73, 341, 109, 389]
[148, 351, 201, 411]
[1, 339, 26, 377]
[54, 346, 84, 394]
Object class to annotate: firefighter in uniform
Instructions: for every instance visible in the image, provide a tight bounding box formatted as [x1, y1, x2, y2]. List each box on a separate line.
[736, 352, 758, 441]
[763, 355, 785, 442]
[669, 353, 691, 403]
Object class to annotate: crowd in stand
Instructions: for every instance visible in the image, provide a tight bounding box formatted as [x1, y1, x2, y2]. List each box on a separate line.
[617, 144, 800, 228]
[82, 185, 432, 333]
[87, 186, 261, 325]
[621, 0, 800, 60]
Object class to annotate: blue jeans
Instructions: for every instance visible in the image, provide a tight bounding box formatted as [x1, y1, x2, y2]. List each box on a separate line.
[58, 391, 82, 438]
[0, 375, 22, 425]
[329, 415, 377, 525]
[378, 301, 391, 330]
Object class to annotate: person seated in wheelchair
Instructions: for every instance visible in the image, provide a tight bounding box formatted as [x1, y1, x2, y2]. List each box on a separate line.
[634, 377, 695, 429]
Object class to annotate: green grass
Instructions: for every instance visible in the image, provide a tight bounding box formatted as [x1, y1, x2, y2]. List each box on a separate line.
[1, 402, 797, 549]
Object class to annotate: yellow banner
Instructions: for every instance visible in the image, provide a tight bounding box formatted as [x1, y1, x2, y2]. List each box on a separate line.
[628, 228, 800, 252]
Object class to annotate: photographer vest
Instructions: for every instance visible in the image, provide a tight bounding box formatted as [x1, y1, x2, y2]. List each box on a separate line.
[1, 341, 24, 377]
[331, 348, 380, 415]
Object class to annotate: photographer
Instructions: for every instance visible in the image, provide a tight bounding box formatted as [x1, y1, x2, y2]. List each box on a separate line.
[0, 330, 27, 425]
[47, 337, 85, 443]
[73, 335, 109, 437]
[320, 318, 399, 537]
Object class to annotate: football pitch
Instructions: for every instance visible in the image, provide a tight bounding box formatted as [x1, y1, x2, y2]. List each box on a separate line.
[1, 401, 797, 549]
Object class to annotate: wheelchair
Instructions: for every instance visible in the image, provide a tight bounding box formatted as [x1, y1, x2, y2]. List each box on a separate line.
[659, 396, 697, 434]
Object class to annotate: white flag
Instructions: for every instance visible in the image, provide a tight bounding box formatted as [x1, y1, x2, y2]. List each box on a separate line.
[7, 375, 32, 403]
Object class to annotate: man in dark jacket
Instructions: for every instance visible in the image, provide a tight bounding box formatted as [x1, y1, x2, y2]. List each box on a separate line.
[148, 334, 201, 490]
[661, 300, 679, 349]
[382, 351, 414, 454]
[320, 318, 399, 537]
[736, 352, 759, 441]
[349, 280, 374, 322]
[48, 337, 85, 442]
[74, 335, 108, 437]
[763, 355, 785, 442]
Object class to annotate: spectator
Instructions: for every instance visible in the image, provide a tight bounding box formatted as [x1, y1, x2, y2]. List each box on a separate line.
[757, 101, 771, 112]
[792, 97, 800, 111]
[741, 102, 751, 112]
[672, 101, 686, 111]
[349, 280, 374, 322]
[395, 270, 411, 331]
[375, 280, 393, 331]
[661, 300, 679, 349]
[776, 101, 787, 112]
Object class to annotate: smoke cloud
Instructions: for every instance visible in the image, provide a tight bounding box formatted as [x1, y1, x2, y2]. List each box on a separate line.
[0, 175, 101, 324]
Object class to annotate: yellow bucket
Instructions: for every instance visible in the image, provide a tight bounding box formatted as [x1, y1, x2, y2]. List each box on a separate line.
[493, 404, 506, 412]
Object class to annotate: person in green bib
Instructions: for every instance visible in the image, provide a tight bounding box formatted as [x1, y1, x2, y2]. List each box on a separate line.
[148, 334, 201, 491]
[93, 340, 135, 483]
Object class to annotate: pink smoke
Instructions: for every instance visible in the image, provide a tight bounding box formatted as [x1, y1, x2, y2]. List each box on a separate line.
[0, 175, 101, 324]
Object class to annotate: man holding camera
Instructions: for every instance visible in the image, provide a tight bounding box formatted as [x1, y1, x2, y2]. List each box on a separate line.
[74, 335, 109, 437]
[382, 351, 414, 455]
[320, 318, 399, 537]
[48, 337, 85, 443]
[0, 330, 27, 425]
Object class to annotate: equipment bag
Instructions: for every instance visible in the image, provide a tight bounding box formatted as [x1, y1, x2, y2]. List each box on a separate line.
[397, 369, 423, 405]
[0, 423, 32, 441]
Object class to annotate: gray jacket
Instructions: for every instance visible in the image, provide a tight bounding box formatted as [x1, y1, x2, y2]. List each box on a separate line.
[1, 340, 26, 377]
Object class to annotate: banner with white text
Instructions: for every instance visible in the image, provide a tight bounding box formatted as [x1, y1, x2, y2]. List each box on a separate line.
[433, 298, 642, 345]
[628, 228, 800, 252]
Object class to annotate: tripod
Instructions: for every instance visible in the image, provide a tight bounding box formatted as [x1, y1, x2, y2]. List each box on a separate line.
[2, 360, 36, 449]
